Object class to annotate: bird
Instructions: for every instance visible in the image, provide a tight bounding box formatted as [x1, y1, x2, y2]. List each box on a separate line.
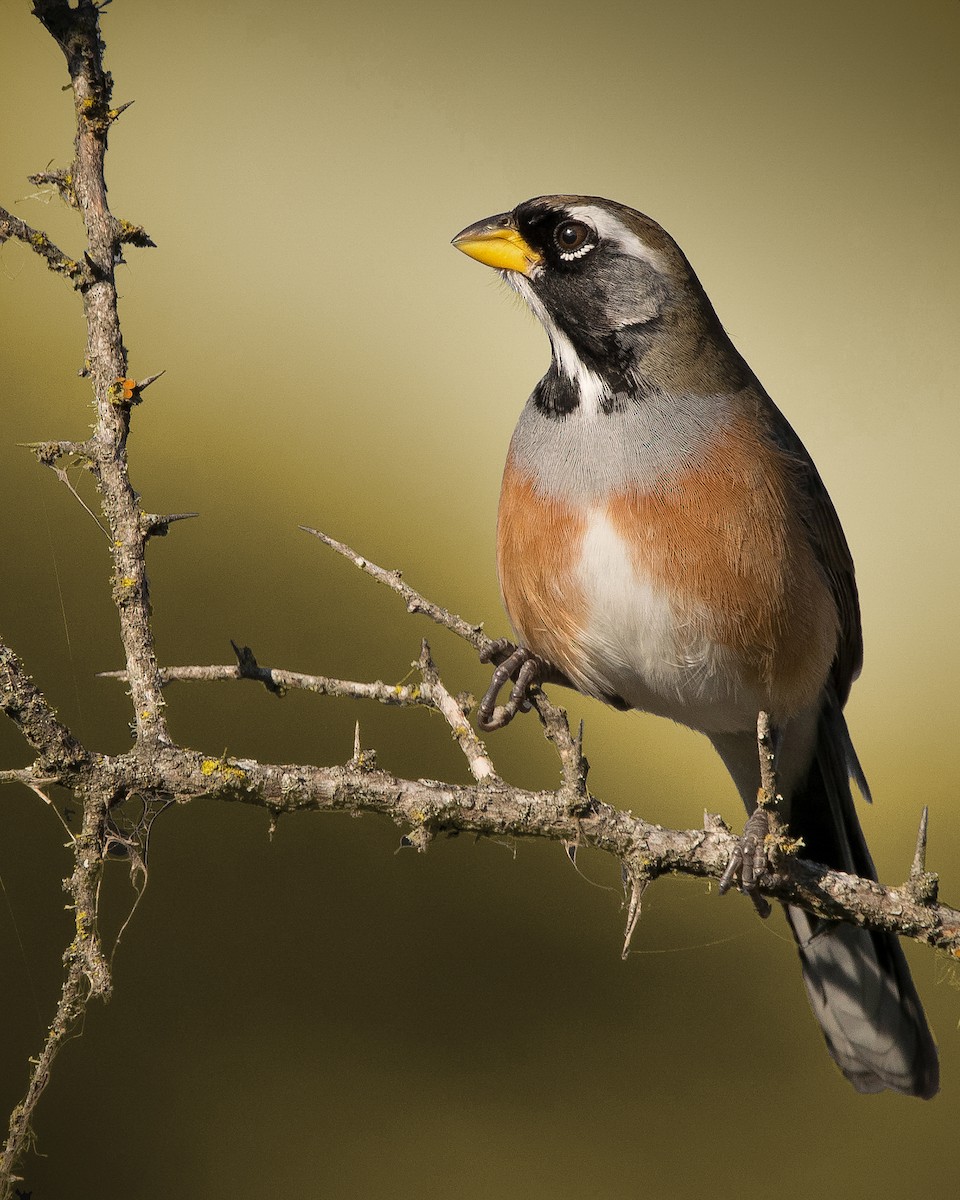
[451, 194, 939, 1098]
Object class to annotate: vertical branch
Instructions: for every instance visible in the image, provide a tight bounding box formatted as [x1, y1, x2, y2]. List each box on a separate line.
[0, 781, 111, 1194]
[2, 6, 159, 1192]
[34, 0, 168, 747]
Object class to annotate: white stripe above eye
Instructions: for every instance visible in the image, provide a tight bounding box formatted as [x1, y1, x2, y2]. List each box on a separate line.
[508, 274, 610, 418]
[565, 205, 667, 273]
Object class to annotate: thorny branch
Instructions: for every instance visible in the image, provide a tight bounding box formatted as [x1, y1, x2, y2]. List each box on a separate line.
[1, 1, 164, 1191]
[0, 1, 957, 1194]
[91, 527, 960, 961]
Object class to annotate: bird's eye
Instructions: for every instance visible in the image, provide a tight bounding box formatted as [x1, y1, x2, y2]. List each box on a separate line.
[553, 220, 594, 259]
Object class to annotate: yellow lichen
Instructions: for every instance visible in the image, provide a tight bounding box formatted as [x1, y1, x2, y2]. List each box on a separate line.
[201, 758, 247, 783]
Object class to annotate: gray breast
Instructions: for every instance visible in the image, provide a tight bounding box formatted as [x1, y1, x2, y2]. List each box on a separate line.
[508, 386, 734, 502]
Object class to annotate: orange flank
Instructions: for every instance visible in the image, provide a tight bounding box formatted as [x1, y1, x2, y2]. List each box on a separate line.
[496, 455, 589, 684]
[606, 415, 837, 716]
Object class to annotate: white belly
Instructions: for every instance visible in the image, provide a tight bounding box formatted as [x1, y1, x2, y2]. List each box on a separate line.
[569, 509, 766, 734]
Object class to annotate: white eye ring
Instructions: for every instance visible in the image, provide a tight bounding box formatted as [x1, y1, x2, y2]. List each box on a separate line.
[558, 242, 596, 261]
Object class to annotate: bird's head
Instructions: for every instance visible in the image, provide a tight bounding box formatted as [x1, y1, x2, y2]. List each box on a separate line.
[453, 195, 740, 401]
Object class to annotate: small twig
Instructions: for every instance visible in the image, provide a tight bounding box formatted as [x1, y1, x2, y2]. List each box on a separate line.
[756, 710, 779, 808]
[0, 640, 88, 772]
[533, 700, 590, 808]
[28, 166, 79, 209]
[417, 640, 497, 783]
[51, 466, 110, 538]
[300, 527, 491, 653]
[99, 660, 440, 709]
[302, 527, 589, 800]
[0, 206, 89, 287]
[25, 782, 77, 843]
[718, 711, 789, 918]
[23, 439, 91, 466]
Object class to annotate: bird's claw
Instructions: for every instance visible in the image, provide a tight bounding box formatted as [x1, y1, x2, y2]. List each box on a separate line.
[477, 642, 542, 731]
[719, 806, 774, 918]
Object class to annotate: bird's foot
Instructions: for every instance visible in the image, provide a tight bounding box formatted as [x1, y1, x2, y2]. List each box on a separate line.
[719, 806, 774, 918]
[477, 640, 542, 731]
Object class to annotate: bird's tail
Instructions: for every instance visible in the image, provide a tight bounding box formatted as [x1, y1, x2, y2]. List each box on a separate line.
[710, 699, 939, 1097]
[782, 698, 938, 1097]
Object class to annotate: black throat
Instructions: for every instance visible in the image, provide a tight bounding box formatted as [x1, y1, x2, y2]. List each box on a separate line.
[531, 323, 659, 419]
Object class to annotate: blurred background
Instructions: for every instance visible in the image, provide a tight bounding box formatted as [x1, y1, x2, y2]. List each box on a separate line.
[1, 0, 958, 1195]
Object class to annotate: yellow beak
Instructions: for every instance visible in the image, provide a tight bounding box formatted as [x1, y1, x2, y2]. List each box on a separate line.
[451, 213, 541, 274]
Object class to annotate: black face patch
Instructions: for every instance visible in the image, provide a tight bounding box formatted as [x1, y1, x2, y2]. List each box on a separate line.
[515, 203, 566, 259]
[515, 204, 602, 272]
[514, 201, 669, 338]
[512, 199, 678, 417]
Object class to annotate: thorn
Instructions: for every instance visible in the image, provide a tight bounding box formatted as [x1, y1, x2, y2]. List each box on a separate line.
[621, 865, 649, 959]
[911, 806, 929, 879]
[136, 369, 165, 392]
[564, 841, 577, 865]
[703, 811, 729, 833]
[906, 806, 939, 905]
[141, 511, 199, 539]
[116, 219, 156, 248]
[109, 100, 134, 120]
[354, 721, 361, 761]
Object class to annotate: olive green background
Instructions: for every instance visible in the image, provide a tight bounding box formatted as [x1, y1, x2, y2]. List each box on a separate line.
[1, 1, 958, 1196]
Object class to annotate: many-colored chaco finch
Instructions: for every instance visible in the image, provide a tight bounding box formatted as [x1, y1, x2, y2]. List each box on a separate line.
[452, 195, 938, 1097]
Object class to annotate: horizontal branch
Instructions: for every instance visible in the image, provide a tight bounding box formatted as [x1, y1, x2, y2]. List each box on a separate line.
[100, 637, 499, 784]
[100, 660, 448, 708]
[75, 742, 960, 958]
[100, 531, 960, 947]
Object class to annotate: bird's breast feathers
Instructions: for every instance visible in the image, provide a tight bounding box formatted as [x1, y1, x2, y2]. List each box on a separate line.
[497, 414, 838, 734]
